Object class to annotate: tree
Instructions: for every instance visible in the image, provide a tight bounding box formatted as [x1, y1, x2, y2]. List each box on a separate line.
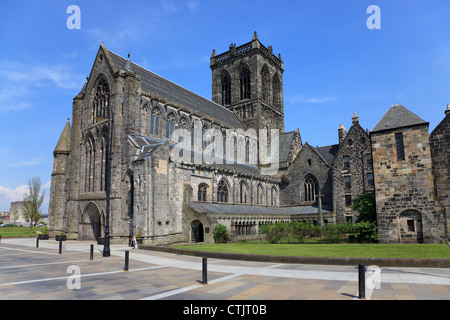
[350, 193, 377, 223]
[22, 177, 45, 232]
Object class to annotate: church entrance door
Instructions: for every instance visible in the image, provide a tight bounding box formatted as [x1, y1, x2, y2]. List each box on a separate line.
[83, 202, 102, 240]
[191, 220, 204, 243]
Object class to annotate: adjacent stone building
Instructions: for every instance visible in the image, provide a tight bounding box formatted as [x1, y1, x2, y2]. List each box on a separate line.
[48, 33, 448, 244]
[332, 113, 374, 223]
[371, 104, 446, 243]
[430, 105, 450, 238]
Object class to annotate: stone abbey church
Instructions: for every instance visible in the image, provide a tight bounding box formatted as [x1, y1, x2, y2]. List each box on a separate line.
[48, 33, 449, 245]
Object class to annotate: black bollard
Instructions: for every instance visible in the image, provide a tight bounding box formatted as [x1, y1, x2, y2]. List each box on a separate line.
[59, 239, 63, 254]
[124, 251, 129, 271]
[0, 234, 2, 243]
[358, 263, 366, 299]
[90, 244, 94, 260]
[202, 257, 207, 284]
[36, 237, 39, 248]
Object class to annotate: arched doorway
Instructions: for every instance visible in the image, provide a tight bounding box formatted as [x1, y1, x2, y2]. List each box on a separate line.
[82, 202, 103, 240]
[191, 220, 204, 243]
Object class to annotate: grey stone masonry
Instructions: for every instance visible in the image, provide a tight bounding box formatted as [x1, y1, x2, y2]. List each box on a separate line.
[332, 113, 373, 223]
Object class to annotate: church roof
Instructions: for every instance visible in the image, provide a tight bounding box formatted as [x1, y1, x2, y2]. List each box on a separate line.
[314, 144, 339, 166]
[371, 104, 428, 133]
[107, 49, 245, 130]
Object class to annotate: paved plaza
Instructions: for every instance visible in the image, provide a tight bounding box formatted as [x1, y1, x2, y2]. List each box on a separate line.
[1, 238, 450, 302]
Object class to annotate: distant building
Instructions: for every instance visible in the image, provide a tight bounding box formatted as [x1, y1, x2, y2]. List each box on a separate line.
[9, 201, 27, 225]
[0, 211, 10, 224]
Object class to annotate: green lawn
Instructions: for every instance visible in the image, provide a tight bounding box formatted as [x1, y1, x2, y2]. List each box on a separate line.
[0, 226, 47, 238]
[174, 243, 450, 259]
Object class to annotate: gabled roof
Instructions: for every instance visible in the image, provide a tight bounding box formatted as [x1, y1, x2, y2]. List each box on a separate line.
[105, 47, 245, 130]
[278, 129, 302, 163]
[372, 104, 428, 133]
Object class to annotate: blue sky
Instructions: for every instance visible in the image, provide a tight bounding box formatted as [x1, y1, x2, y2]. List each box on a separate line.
[1, 0, 450, 212]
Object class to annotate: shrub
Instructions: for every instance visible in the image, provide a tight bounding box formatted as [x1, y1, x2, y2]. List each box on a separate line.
[213, 224, 230, 243]
[259, 221, 377, 244]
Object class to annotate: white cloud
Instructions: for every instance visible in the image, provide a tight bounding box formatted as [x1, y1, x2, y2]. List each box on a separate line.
[0, 184, 29, 209]
[0, 60, 83, 112]
[0, 61, 82, 90]
[0, 181, 51, 213]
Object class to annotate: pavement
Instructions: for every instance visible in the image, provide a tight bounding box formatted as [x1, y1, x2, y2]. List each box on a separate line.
[1, 238, 450, 302]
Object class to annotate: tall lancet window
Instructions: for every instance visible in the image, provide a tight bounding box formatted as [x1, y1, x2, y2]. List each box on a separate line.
[261, 66, 270, 102]
[272, 75, 281, 110]
[92, 78, 110, 124]
[150, 107, 160, 136]
[221, 73, 231, 106]
[240, 67, 251, 100]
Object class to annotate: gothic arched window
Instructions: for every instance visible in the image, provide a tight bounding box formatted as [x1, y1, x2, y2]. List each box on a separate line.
[256, 184, 263, 205]
[239, 181, 248, 204]
[150, 107, 161, 136]
[178, 117, 188, 145]
[272, 75, 281, 110]
[304, 175, 319, 202]
[261, 65, 270, 102]
[92, 78, 110, 124]
[166, 113, 176, 140]
[271, 187, 278, 206]
[217, 180, 229, 203]
[198, 184, 208, 202]
[221, 73, 231, 106]
[84, 136, 95, 192]
[240, 67, 251, 100]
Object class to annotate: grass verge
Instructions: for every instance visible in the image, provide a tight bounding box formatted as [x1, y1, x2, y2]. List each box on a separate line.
[173, 243, 450, 259]
[0, 227, 47, 238]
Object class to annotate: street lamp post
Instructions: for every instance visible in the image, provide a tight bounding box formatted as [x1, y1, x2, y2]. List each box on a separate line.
[102, 105, 114, 257]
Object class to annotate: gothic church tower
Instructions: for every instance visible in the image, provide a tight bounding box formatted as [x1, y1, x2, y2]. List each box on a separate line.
[210, 32, 285, 134]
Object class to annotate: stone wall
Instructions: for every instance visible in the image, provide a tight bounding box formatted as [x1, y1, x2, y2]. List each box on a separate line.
[429, 107, 450, 239]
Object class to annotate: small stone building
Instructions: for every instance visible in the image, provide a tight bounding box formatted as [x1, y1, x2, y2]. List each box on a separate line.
[370, 104, 446, 243]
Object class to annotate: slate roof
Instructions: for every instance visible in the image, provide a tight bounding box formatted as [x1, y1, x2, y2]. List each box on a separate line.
[314, 144, 339, 167]
[371, 104, 428, 133]
[107, 49, 245, 130]
[188, 202, 333, 215]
